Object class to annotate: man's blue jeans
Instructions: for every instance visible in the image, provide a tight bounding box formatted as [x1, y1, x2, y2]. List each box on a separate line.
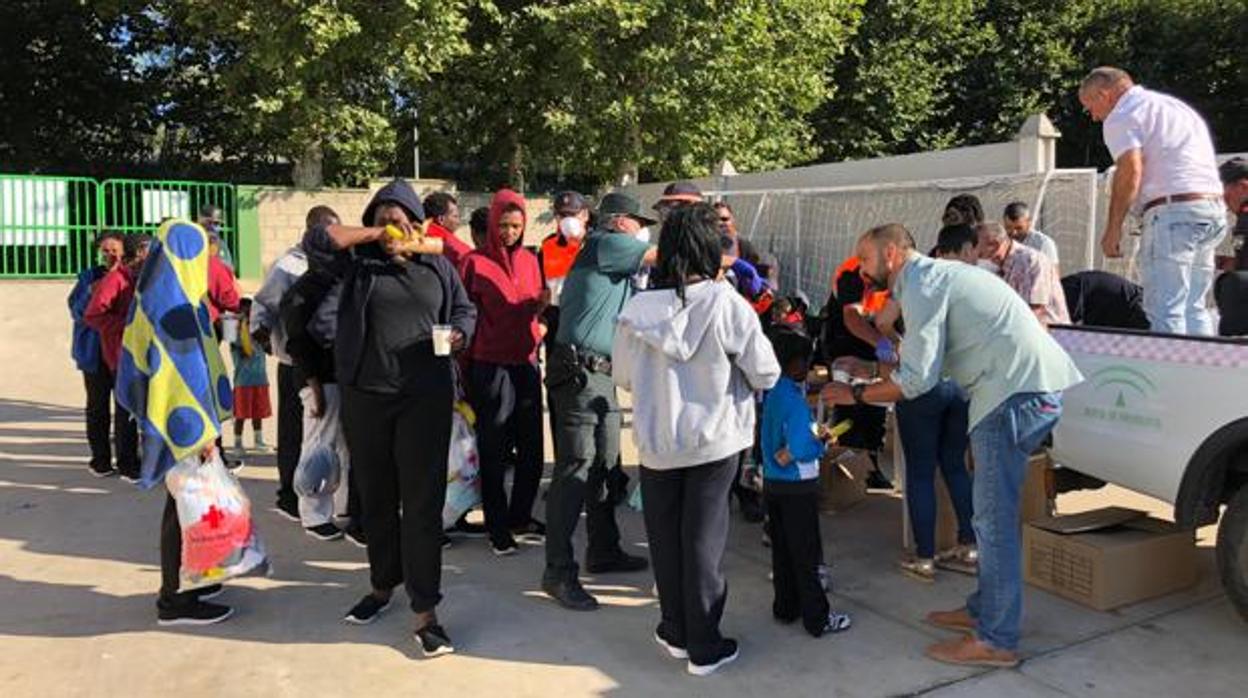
[1139, 199, 1227, 336]
[966, 391, 1062, 651]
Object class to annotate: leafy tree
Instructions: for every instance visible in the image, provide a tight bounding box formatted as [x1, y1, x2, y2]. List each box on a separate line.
[423, 0, 862, 188]
[152, 0, 474, 186]
[0, 0, 153, 176]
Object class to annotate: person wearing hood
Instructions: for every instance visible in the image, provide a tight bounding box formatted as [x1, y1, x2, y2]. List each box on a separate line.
[613, 202, 781, 676]
[459, 189, 549, 554]
[302, 178, 477, 657]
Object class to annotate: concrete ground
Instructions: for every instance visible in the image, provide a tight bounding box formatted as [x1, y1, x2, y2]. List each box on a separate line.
[3, 281, 1247, 697]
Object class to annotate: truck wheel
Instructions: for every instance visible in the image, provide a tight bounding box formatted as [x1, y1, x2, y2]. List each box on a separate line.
[1217, 484, 1248, 622]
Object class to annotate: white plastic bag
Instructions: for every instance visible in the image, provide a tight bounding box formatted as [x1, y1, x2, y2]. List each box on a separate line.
[166, 451, 268, 591]
[443, 401, 482, 528]
[293, 386, 344, 497]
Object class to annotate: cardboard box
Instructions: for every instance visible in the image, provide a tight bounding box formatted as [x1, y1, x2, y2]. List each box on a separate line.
[819, 447, 873, 513]
[1023, 507, 1198, 611]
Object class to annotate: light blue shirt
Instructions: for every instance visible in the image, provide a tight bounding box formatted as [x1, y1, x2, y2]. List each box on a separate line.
[1020, 228, 1060, 267]
[890, 253, 1083, 429]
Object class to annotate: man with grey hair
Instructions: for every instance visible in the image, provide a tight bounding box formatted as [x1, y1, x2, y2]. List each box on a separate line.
[1002, 202, 1058, 267]
[977, 221, 1070, 325]
[1078, 66, 1226, 335]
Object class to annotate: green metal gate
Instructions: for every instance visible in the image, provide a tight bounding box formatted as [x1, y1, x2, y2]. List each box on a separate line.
[0, 174, 238, 279]
[0, 174, 100, 278]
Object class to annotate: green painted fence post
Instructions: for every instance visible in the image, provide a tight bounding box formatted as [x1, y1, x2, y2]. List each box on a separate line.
[236, 185, 262, 280]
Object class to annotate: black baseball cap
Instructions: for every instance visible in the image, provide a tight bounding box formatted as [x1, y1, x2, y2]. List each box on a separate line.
[1220, 157, 1248, 184]
[653, 181, 703, 210]
[553, 191, 587, 215]
[598, 192, 658, 226]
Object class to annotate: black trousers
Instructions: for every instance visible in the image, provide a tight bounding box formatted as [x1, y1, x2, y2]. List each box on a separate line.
[82, 369, 113, 470]
[544, 369, 624, 582]
[766, 488, 830, 636]
[341, 374, 453, 614]
[113, 382, 140, 479]
[275, 363, 304, 505]
[469, 361, 544, 540]
[158, 493, 192, 608]
[641, 457, 735, 665]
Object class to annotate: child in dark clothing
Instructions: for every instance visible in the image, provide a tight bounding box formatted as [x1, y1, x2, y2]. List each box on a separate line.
[760, 329, 852, 637]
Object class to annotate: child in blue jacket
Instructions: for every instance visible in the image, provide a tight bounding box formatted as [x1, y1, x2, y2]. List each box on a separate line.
[760, 328, 852, 637]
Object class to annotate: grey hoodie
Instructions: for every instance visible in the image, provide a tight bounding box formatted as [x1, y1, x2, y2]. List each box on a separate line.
[613, 279, 781, 471]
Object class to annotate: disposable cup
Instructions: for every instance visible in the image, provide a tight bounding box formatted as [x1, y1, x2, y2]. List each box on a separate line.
[432, 325, 453, 356]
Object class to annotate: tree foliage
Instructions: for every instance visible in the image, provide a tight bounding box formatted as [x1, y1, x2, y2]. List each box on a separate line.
[0, 0, 1243, 186]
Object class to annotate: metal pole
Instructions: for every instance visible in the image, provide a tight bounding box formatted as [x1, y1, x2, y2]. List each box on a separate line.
[793, 193, 803, 293]
[1086, 170, 1099, 272]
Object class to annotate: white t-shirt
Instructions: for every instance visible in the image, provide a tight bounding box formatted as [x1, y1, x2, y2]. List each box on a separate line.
[1102, 86, 1221, 206]
[1020, 228, 1060, 267]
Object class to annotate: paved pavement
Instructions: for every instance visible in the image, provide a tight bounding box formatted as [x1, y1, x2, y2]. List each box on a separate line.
[2, 281, 1247, 697]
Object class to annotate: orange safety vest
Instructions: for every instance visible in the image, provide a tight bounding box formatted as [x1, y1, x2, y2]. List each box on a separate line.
[833, 256, 889, 314]
[540, 233, 582, 281]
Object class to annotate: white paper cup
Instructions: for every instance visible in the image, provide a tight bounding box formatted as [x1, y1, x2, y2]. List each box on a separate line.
[432, 325, 453, 356]
[221, 313, 240, 344]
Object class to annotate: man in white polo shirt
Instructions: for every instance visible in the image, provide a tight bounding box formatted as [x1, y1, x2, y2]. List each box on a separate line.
[1078, 66, 1227, 335]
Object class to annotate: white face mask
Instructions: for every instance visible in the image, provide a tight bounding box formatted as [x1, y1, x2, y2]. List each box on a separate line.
[634, 227, 651, 244]
[558, 216, 585, 239]
[977, 259, 1001, 273]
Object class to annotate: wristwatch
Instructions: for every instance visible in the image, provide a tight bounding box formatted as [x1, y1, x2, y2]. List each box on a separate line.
[851, 383, 867, 405]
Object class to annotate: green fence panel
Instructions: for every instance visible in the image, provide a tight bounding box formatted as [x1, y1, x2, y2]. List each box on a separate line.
[0, 174, 100, 278]
[99, 179, 240, 268]
[0, 174, 244, 279]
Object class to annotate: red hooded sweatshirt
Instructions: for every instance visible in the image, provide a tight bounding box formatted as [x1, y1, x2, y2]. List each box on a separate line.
[83, 264, 136, 372]
[426, 219, 473, 271]
[460, 189, 544, 365]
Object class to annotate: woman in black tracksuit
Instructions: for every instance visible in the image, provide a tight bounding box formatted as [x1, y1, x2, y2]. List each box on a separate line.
[304, 179, 476, 656]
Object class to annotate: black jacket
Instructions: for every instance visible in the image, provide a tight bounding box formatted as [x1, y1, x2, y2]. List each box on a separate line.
[280, 266, 338, 385]
[303, 182, 477, 389]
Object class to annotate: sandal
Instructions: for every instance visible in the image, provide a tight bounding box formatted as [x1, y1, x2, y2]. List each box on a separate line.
[899, 556, 936, 583]
[935, 544, 978, 575]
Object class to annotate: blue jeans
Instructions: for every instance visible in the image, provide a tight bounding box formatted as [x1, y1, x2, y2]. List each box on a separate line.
[896, 380, 973, 559]
[1139, 199, 1227, 335]
[966, 391, 1062, 651]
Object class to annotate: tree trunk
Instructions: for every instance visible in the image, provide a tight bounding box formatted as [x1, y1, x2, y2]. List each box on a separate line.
[292, 139, 324, 188]
[508, 139, 526, 193]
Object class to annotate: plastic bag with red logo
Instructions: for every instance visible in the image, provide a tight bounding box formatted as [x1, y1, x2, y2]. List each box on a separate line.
[165, 451, 269, 592]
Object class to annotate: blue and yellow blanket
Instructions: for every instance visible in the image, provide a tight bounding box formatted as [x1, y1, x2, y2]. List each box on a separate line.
[116, 220, 233, 488]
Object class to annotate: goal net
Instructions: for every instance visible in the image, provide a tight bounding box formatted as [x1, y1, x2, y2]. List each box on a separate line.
[708, 169, 1106, 308]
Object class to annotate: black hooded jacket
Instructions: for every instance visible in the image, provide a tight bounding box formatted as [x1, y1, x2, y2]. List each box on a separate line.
[302, 179, 477, 389]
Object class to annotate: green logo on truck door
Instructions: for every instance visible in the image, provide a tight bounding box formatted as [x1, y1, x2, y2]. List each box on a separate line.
[1082, 365, 1162, 431]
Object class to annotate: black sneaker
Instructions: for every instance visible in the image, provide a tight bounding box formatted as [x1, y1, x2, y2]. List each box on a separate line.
[305, 523, 343, 541]
[654, 625, 688, 659]
[194, 584, 224, 601]
[343, 524, 368, 549]
[541, 578, 599, 611]
[446, 518, 488, 539]
[865, 469, 894, 491]
[585, 551, 649, 574]
[273, 499, 300, 523]
[415, 624, 456, 657]
[491, 534, 519, 557]
[687, 639, 739, 677]
[344, 594, 391, 625]
[511, 519, 547, 543]
[89, 463, 116, 478]
[157, 600, 233, 626]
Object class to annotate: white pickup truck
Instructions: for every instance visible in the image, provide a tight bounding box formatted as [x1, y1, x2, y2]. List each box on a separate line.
[1050, 325, 1248, 620]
